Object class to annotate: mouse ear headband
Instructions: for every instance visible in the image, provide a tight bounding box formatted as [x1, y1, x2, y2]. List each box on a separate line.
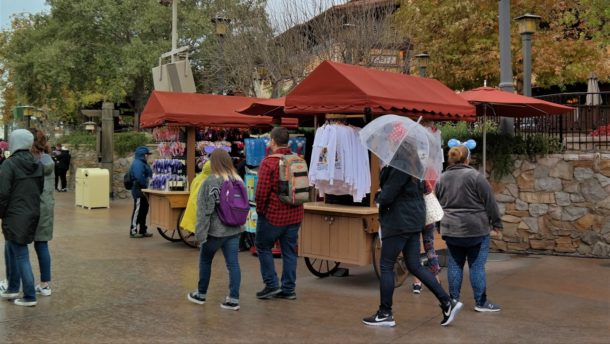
[447, 138, 476, 160]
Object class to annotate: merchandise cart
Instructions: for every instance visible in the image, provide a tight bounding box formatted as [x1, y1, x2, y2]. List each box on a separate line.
[140, 91, 297, 248]
[252, 61, 477, 286]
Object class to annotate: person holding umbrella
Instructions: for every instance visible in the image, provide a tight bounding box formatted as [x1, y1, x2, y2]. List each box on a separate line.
[360, 116, 462, 327]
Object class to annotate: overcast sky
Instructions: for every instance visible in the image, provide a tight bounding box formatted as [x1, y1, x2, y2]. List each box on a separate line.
[1, 0, 347, 29]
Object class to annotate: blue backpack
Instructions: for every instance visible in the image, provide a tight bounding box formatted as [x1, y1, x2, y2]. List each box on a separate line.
[217, 179, 249, 226]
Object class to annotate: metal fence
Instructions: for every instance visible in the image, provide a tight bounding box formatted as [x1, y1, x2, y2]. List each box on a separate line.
[484, 92, 610, 152]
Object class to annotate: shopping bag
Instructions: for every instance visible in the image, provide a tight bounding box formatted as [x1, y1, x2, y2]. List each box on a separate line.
[424, 193, 444, 225]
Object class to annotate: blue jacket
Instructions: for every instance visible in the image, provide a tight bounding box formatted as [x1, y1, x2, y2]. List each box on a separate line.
[129, 147, 152, 197]
[378, 166, 426, 239]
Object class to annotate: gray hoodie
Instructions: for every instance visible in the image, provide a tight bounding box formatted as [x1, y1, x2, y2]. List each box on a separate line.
[435, 164, 503, 238]
[195, 175, 244, 244]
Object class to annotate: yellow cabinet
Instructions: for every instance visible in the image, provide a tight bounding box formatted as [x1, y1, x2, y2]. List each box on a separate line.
[75, 168, 110, 209]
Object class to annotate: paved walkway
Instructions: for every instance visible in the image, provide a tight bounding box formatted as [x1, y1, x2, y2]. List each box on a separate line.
[1, 192, 609, 343]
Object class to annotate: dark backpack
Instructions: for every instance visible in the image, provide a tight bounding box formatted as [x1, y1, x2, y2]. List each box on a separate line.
[123, 170, 134, 190]
[272, 153, 310, 205]
[217, 179, 249, 226]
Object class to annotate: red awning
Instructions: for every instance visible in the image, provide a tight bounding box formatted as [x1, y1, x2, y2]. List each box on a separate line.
[283, 60, 476, 121]
[140, 91, 297, 128]
[459, 87, 573, 117]
[237, 97, 286, 117]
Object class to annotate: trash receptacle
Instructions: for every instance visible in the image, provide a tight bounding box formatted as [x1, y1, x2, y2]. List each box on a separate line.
[76, 168, 110, 209]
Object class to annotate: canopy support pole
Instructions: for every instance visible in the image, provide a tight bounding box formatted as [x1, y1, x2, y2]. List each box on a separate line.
[186, 126, 196, 187]
[483, 106, 487, 176]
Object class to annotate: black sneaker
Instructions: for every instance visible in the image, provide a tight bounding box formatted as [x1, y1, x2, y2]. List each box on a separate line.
[187, 291, 206, 305]
[141, 233, 153, 238]
[274, 291, 297, 300]
[412, 283, 422, 294]
[256, 286, 281, 299]
[130, 233, 143, 238]
[474, 301, 501, 312]
[220, 297, 240, 311]
[440, 299, 463, 326]
[362, 310, 396, 327]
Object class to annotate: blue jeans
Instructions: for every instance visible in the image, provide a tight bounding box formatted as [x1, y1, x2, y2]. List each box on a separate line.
[255, 214, 299, 293]
[446, 235, 490, 306]
[6, 240, 36, 301]
[379, 233, 449, 314]
[198, 234, 241, 302]
[34, 241, 51, 283]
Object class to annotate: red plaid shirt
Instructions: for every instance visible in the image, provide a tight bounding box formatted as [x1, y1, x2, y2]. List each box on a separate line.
[255, 147, 304, 226]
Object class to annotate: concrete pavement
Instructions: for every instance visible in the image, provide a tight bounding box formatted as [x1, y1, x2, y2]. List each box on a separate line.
[1, 191, 609, 343]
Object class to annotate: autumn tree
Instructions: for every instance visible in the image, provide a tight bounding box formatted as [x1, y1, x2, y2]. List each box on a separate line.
[394, 0, 609, 91]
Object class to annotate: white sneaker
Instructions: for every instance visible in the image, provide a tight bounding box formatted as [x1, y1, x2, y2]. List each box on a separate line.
[0, 279, 7, 292]
[14, 298, 37, 307]
[36, 284, 52, 296]
[1, 291, 20, 299]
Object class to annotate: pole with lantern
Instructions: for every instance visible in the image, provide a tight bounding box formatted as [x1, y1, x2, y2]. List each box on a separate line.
[212, 14, 231, 95]
[515, 13, 541, 97]
[415, 52, 430, 77]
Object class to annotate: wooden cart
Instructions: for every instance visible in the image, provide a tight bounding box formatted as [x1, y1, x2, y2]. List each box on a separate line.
[299, 201, 446, 287]
[143, 189, 199, 247]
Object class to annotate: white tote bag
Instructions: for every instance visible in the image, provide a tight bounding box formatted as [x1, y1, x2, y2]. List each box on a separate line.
[424, 193, 444, 225]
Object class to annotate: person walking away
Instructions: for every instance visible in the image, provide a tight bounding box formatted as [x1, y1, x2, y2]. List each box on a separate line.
[129, 146, 153, 238]
[412, 180, 442, 294]
[435, 144, 503, 312]
[362, 165, 462, 328]
[29, 129, 55, 296]
[55, 145, 70, 192]
[254, 127, 305, 300]
[188, 149, 246, 310]
[0, 129, 44, 306]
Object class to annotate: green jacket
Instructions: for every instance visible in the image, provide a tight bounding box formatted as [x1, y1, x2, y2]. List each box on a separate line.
[0, 150, 44, 245]
[35, 153, 55, 241]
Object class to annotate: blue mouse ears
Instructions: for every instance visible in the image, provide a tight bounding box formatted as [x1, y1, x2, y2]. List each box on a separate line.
[448, 138, 477, 150]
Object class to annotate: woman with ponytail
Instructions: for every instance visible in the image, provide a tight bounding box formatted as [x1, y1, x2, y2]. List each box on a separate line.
[435, 143, 503, 313]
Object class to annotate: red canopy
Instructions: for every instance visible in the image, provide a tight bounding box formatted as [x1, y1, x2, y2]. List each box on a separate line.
[140, 91, 297, 128]
[284, 60, 476, 121]
[459, 87, 573, 117]
[237, 97, 286, 117]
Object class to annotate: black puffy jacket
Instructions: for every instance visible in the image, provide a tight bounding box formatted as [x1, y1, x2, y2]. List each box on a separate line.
[0, 150, 44, 244]
[378, 166, 426, 239]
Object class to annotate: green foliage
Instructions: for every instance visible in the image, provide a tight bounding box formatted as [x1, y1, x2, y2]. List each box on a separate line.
[113, 132, 152, 156]
[57, 131, 96, 148]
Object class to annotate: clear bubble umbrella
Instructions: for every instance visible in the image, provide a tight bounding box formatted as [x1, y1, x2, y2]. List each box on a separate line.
[359, 115, 443, 181]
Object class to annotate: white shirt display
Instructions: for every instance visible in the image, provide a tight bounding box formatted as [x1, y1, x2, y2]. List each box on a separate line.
[309, 123, 371, 202]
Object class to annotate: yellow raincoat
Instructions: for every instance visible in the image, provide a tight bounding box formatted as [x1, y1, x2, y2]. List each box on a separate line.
[179, 161, 211, 233]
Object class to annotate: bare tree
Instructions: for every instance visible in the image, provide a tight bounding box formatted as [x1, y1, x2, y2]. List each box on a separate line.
[202, 0, 408, 98]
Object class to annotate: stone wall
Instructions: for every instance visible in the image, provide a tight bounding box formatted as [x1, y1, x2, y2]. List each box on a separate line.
[491, 153, 610, 258]
[65, 144, 159, 200]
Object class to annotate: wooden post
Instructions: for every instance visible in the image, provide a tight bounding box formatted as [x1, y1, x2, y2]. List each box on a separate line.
[186, 126, 196, 187]
[369, 154, 380, 208]
[101, 102, 114, 199]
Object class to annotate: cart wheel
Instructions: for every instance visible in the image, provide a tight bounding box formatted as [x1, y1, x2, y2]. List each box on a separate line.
[304, 257, 340, 278]
[176, 209, 199, 249]
[157, 227, 181, 242]
[372, 235, 409, 288]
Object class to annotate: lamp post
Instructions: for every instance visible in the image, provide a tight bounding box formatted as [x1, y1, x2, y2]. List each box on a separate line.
[515, 13, 541, 97]
[159, 0, 178, 63]
[212, 14, 231, 95]
[415, 52, 430, 77]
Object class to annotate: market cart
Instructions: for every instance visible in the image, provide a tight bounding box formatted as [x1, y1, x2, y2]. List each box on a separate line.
[140, 91, 297, 248]
[246, 61, 476, 286]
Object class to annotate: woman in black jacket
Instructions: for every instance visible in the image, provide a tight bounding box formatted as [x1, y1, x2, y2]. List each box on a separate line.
[362, 166, 462, 328]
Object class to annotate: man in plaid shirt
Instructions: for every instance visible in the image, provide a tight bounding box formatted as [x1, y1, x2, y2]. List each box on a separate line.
[255, 127, 304, 300]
